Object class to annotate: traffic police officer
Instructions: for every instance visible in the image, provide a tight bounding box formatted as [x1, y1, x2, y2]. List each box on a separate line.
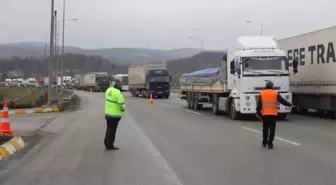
[256, 81, 293, 149]
[104, 80, 126, 150]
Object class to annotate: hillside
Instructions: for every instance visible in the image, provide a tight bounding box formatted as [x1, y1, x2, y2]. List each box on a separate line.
[0, 54, 114, 79]
[0, 42, 201, 64]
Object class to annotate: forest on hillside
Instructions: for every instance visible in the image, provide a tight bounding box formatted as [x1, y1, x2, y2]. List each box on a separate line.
[0, 51, 225, 88]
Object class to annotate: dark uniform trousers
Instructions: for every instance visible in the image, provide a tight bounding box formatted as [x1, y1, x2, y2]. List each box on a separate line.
[104, 116, 121, 149]
[262, 115, 277, 145]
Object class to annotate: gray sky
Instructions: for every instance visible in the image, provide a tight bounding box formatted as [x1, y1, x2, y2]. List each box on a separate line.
[0, 0, 335, 50]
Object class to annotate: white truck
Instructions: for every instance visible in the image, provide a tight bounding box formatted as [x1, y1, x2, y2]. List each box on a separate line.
[74, 75, 81, 89]
[57, 76, 72, 87]
[180, 36, 292, 120]
[81, 72, 110, 92]
[111, 74, 129, 91]
[129, 62, 171, 98]
[278, 26, 336, 115]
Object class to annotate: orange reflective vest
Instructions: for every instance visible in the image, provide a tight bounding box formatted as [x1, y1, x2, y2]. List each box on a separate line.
[260, 89, 278, 116]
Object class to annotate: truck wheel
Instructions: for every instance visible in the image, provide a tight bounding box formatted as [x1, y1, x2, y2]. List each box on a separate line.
[212, 95, 220, 115]
[187, 93, 192, 108]
[193, 93, 202, 110]
[296, 104, 308, 114]
[277, 114, 287, 120]
[230, 99, 241, 120]
[142, 90, 147, 98]
[131, 90, 136, 97]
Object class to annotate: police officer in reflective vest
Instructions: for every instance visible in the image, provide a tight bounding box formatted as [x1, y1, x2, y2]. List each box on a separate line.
[256, 81, 293, 149]
[105, 80, 126, 150]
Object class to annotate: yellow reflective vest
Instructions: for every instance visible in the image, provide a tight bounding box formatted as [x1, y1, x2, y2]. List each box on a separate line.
[105, 87, 126, 117]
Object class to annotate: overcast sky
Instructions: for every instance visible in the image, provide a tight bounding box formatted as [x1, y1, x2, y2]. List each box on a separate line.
[0, 0, 335, 50]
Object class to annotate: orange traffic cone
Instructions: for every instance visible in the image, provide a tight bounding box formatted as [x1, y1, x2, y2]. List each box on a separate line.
[149, 93, 154, 105]
[0, 100, 14, 136]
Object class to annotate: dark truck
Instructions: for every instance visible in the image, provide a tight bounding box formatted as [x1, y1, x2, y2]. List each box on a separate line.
[128, 62, 171, 99]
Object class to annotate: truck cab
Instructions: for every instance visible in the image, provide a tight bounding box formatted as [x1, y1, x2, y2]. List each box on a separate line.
[222, 36, 292, 119]
[146, 69, 171, 98]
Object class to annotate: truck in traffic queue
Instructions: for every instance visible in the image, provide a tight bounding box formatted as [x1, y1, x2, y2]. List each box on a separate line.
[180, 36, 294, 120]
[278, 26, 336, 116]
[111, 74, 129, 91]
[80, 72, 111, 92]
[74, 75, 81, 89]
[128, 62, 172, 98]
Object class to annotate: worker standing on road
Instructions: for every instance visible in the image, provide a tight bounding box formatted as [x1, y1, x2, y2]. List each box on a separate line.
[256, 81, 293, 149]
[104, 80, 126, 150]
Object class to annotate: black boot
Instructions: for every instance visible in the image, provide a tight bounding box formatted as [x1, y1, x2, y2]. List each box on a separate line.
[262, 141, 267, 147]
[268, 143, 274, 149]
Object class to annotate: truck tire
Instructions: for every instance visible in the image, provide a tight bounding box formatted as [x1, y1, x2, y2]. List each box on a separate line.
[142, 90, 147, 98]
[190, 92, 195, 109]
[131, 89, 136, 97]
[193, 93, 202, 110]
[230, 99, 241, 120]
[186, 92, 191, 108]
[212, 94, 220, 115]
[295, 104, 308, 114]
[277, 114, 287, 120]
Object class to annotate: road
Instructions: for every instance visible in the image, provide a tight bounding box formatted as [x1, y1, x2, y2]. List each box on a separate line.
[0, 91, 335, 185]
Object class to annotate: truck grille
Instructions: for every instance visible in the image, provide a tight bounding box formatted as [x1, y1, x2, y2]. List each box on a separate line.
[254, 86, 280, 90]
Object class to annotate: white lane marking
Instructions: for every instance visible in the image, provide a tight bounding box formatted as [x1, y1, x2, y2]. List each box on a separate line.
[128, 115, 184, 185]
[242, 126, 301, 146]
[183, 109, 203, 116]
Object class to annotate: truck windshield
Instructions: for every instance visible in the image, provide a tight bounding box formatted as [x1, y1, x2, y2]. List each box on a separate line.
[243, 57, 288, 71]
[122, 76, 129, 85]
[149, 76, 170, 82]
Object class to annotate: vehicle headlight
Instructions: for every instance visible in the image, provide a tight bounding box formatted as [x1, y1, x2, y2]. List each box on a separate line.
[285, 95, 289, 100]
[245, 96, 250, 101]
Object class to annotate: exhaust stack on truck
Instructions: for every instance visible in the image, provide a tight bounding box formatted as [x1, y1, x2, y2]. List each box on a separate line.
[128, 62, 172, 98]
[180, 36, 292, 120]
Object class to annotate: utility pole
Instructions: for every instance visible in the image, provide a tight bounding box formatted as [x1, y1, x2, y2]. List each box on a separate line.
[54, 10, 59, 102]
[189, 36, 204, 53]
[48, 0, 55, 105]
[246, 20, 263, 36]
[61, 0, 66, 95]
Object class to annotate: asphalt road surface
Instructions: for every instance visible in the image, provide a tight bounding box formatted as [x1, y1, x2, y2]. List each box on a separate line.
[1, 91, 335, 185]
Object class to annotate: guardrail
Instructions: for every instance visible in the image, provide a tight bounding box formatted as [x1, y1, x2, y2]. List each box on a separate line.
[58, 89, 76, 110]
[62, 90, 75, 103]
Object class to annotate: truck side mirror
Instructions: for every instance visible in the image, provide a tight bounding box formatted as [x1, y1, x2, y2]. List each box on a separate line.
[230, 60, 235, 74]
[292, 58, 299, 74]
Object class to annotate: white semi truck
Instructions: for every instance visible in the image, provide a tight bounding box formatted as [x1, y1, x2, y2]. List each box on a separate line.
[81, 72, 111, 92]
[111, 74, 129, 91]
[180, 36, 293, 120]
[278, 26, 336, 115]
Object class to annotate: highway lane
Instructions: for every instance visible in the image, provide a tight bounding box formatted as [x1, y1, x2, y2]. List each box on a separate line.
[0, 91, 335, 185]
[129, 94, 336, 185]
